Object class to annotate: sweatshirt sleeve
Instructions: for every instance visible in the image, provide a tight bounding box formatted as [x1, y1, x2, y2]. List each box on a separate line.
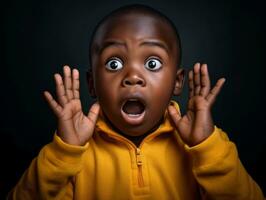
[185, 126, 264, 200]
[8, 133, 89, 200]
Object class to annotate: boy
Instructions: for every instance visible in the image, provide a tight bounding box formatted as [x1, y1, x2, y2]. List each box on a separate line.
[8, 4, 264, 200]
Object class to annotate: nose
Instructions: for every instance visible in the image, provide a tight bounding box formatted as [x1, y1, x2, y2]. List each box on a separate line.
[122, 75, 146, 87]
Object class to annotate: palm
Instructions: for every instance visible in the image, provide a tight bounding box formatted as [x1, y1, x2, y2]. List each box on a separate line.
[168, 63, 225, 146]
[177, 96, 212, 145]
[58, 99, 94, 144]
[44, 66, 100, 146]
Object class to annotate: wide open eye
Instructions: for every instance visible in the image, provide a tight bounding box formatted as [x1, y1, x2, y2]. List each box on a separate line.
[144, 58, 162, 71]
[105, 58, 123, 71]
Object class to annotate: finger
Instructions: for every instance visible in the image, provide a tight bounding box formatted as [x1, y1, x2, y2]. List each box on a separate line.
[87, 102, 100, 125]
[206, 78, 226, 106]
[188, 70, 194, 98]
[54, 73, 68, 106]
[63, 65, 74, 101]
[168, 105, 182, 127]
[193, 63, 201, 95]
[199, 64, 211, 97]
[72, 68, 80, 99]
[43, 91, 62, 117]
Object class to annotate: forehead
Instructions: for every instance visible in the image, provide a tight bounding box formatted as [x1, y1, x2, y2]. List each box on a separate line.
[92, 13, 177, 52]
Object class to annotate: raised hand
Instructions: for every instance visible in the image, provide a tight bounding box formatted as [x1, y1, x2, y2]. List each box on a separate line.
[168, 63, 225, 146]
[43, 65, 100, 146]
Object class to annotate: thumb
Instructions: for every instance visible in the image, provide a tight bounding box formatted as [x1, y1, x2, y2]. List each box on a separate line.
[168, 105, 182, 127]
[87, 102, 100, 125]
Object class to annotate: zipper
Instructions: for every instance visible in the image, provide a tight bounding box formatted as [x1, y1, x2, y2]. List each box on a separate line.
[98, 115, 173, 189]
[136, 148, 144, 187]
[104, 135, 145, 187]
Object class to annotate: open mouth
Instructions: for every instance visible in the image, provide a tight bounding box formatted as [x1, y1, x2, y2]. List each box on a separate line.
[121, 99, 146, 125]
[122, 99, 145, 115]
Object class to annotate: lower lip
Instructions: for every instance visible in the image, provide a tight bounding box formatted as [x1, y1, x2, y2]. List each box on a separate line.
[121, 109, 145, 125]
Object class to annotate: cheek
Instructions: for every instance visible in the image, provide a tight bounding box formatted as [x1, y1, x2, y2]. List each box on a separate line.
[149, 71, 175, 96]
[95, 71, 120, 102]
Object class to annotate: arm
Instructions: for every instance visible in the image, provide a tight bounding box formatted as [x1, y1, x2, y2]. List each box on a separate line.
[8, 134, 88, 199]
[185, 126, 264, 199]
[8, 66, 100, 199]
[168, 63, 264, 199]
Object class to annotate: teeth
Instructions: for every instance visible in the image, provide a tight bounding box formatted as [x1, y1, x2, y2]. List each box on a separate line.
[128, 113, 141, 116]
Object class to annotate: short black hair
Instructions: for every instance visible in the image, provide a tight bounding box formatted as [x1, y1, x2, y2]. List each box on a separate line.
[88, 4, 182, 68]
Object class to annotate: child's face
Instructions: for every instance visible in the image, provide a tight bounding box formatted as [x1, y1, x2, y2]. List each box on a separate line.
[90, 13, 182, 136]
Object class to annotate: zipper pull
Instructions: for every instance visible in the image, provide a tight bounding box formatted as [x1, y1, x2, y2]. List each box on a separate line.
[136, 148, 142, 166]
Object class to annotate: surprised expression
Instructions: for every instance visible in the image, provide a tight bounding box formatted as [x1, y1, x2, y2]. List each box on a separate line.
[91, 13, 179, 136]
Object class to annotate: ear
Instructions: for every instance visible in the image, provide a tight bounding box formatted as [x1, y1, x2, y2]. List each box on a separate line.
[173, 68, 185, 96]
[86, 68, 97, 98]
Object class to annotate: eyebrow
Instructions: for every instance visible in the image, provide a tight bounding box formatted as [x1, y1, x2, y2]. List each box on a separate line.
[140, 40, 169, 54]
[99, 40, 126, 53]
[98, 39, 169, 54]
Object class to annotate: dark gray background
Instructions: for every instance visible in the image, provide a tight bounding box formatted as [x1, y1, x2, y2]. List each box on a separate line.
[1, 0, 265, 197]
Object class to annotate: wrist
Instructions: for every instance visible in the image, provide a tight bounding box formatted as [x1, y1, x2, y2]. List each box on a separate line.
[186, 124, 214, 147]
[189, 110, 214, 146]
[184, 126, 230, 167]
[43, 132, 90, 165]
[57, 122, 85, 146]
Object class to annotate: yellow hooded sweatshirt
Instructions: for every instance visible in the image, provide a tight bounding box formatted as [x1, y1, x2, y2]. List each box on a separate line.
[8, 101, 264, 200]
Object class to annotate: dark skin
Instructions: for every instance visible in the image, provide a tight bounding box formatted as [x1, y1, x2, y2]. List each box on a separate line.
[90, 13, 184, 143]
[43, 12, 225, 147]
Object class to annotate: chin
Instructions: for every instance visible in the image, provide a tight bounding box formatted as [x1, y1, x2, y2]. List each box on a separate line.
[118, 120, 162, 137]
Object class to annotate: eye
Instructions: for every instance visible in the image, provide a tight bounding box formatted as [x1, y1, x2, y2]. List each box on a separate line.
[105, 58, 123, 71]
[144, 58, 162, 71]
